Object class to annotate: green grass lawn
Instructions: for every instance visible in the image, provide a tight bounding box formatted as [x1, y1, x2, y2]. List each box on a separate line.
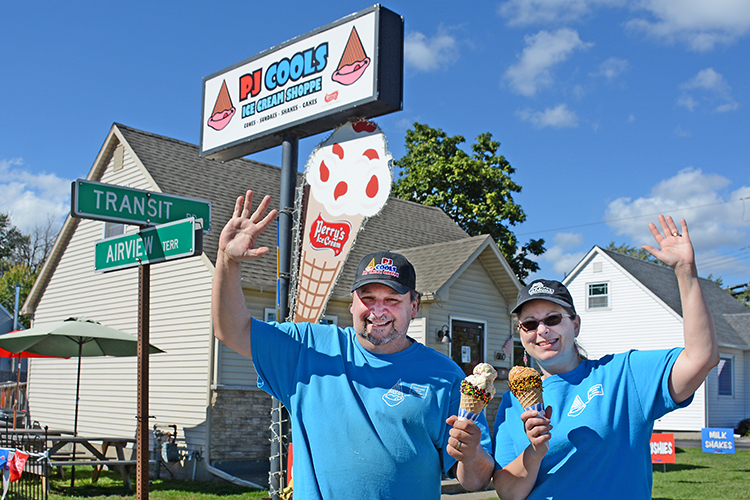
[470, 447, 749, 500]
[651, 447, 750, 500]
[46, 467, 269, 500]
[43, 448, 749, 499]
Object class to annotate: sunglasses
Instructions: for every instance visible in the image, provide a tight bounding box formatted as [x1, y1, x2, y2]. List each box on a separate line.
[519, 313, 573, 332]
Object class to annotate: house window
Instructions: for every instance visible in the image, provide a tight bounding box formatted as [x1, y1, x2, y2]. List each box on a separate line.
[104, 222, 125, 239]
[587, 283, 609, 309]
[319, 314, 337, 326]
[264, 308, 278, 323]
[718, 357, 733, 396]
[513, 337, 525, 367]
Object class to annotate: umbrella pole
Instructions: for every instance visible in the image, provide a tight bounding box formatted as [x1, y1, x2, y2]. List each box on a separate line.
[71, 342, 83, 488]
[13, 355, 20, 430]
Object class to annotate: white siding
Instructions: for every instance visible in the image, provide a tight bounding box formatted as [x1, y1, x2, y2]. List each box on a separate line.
[567, 253, 705, 431]
[706, 348, 747, 428]
[28, 147, 213, 453]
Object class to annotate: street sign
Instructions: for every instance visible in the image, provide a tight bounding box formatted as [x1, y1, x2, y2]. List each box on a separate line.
[94, 218, 203, 273]
[72, 179, 212, 232]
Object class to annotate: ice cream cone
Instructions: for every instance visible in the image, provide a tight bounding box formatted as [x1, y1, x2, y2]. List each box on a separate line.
[508, 366, 544, 412]
[458, 363, 497, 422]
[516, 387, 544, 412]
[460, 393, 487, 416]
[293, 195, 364, 323]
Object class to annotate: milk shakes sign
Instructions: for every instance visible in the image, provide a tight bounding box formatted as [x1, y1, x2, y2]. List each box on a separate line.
[200, 5, 403, 160]
[702, 428, 735, 454]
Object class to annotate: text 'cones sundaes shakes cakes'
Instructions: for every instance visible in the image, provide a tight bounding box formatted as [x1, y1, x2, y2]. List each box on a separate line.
[293, 119, 392, 323]
[508, 366, 544, 412]
[458, 363, 497, 422]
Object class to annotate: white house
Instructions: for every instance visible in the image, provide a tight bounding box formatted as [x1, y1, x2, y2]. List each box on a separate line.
[563, 246, 750, 431]
[21, 123, 521, 482]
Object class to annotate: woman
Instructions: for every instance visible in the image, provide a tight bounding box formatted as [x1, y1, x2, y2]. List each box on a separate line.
[449, 215, 718, 499]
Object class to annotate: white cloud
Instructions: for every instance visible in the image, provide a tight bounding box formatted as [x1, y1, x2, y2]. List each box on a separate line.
[531, 231, 587, 279]
[604, 167, 750, 280]
[677, 68, 739, 112]
[626, 0, 750, 51]
[673, 125, 691, 137]
[504, 28, 593, 96]
[498, 0, 625, 26]
[498, 0, 750, 51]
[517, 103, 580, 128]
[404, 30, 459, 72]
[590, 57, 629, 80]
[0, 158, 71, 234]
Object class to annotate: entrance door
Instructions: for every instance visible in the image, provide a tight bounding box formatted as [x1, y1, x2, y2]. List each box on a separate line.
[450, 319, 484, 376]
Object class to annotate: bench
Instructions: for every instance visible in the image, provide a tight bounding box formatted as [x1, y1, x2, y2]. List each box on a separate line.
[48, 459, 156, 489]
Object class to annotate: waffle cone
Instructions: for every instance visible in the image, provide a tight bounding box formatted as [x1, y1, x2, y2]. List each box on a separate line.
[211, 80, 233, 115]
[337, 27, 368, 71]
[460, 393, 487, 416]
[516, 387, 543, 411]
[293, 195, 364, 323]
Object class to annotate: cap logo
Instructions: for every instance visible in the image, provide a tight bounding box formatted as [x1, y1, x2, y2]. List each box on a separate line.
[362, 257, 400, 277]
[528, 282, 554, 296]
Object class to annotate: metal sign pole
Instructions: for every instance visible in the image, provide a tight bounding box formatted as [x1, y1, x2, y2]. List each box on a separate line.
[137, 263, 151, 500]
[270, 134, 298, 500]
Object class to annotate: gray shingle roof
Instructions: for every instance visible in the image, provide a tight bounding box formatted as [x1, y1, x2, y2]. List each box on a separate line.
[601, 248, 750, 349]
[116, 124, 472, 295]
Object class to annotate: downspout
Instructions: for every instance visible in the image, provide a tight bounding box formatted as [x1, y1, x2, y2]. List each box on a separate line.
[205, 268, 265, 490]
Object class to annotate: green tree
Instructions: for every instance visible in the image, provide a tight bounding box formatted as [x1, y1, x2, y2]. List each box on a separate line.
[392, 123, 545, 282]
[0, 213, 30, 275]
[1, 213, 60, 327]
[0, 265, 37, 328]
[605, 242, 664, 265]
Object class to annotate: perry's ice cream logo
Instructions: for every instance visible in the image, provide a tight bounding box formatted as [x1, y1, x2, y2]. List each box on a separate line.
[308, 214, 351, 256]
[207, 80, 236, 131]
[383, 379, 429, 407]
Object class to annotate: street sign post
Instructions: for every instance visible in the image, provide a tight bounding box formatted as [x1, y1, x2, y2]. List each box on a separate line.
[72, 179, 212, 232]
[94, 218, 202, 273]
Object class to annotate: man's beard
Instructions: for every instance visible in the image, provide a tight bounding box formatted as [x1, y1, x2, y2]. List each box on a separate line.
[356, 325, 406, 346]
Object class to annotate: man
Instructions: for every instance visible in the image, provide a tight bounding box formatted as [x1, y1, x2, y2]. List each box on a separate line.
[212, 190, 492, 499]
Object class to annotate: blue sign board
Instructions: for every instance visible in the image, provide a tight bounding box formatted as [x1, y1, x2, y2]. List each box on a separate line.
[701, 428, 735, 454]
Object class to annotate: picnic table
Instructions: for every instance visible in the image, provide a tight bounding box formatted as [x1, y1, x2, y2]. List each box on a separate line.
[47, 436, 138, 489]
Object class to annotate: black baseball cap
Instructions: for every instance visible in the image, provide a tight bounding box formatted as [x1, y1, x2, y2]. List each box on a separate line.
[512, 279, 576, 315]
[351, 251, 416, 295]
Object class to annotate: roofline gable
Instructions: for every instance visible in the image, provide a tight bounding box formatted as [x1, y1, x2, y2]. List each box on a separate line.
[436, 235, 521, 303]
[22, 123, 151, 316]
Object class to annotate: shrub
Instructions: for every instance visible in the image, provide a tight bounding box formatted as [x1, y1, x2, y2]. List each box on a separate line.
[735, 418, 750, 437]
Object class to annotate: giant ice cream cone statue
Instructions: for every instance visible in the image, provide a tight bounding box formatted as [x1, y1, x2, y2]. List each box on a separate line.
[293, 119, 392, 323]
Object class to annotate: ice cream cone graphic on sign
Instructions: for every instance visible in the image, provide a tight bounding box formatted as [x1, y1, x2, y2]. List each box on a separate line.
[293, 120, 392, 323]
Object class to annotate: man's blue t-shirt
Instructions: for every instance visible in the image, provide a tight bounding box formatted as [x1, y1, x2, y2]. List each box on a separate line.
[251, 319, 492, 500]
[493, 348, 691, 500]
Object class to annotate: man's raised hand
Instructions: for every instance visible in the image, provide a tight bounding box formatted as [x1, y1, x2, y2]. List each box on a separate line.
[218, 190, 278, 263]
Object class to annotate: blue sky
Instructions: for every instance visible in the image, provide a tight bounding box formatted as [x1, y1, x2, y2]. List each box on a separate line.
[2, 1, 749, 288]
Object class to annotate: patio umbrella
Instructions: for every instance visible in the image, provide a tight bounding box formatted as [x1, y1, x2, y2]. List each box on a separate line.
[0, 336, 69, 429]
[0, 317, 164, 435]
